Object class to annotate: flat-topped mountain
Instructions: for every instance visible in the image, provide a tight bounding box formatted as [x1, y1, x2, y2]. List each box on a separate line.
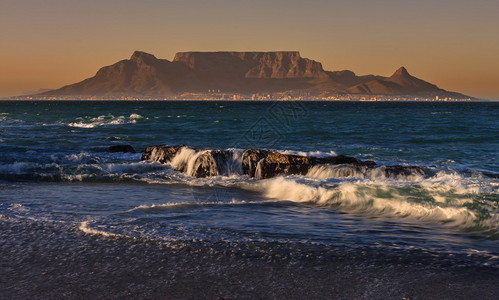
[38, 51, 471, 99]
[173, 51, 326, 79]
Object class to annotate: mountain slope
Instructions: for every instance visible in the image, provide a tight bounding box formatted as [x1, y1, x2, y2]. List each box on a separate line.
[38, 52, 472, 99]
[347, 67, 469, 98]
[326, 70, 386, 89]
[41, 51, 191, 96]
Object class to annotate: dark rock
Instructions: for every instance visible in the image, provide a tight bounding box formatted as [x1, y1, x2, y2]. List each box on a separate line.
[318, 155, 359, 165]
[483, 172, 499, 179]
[242, 149, 267, 177]
[192, 152, 219, 177]
[384, 165, 425, 178]
[191, 150, 231, 177]
[109, 145, 136, 153]
[361, 161, 377, 168]
[140, 144, 427, 180]
[255, 152, 318, 179]
[141, 144, 184, 163]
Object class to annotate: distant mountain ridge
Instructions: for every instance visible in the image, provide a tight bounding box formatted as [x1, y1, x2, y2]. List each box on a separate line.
[38, 51, 471, 99]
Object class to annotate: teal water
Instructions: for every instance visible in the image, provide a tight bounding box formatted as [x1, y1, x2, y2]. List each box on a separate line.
[1, 100, 498, 266]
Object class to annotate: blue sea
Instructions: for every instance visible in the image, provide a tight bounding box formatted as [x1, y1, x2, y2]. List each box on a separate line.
[1, 100, 498, 298]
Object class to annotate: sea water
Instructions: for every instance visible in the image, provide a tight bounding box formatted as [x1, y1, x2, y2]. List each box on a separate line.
[1, 100, 498, 268]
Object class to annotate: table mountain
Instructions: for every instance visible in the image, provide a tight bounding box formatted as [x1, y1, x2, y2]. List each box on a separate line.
[37, 51, 471, 99]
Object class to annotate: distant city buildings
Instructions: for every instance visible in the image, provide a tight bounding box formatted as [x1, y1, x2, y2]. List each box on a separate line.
[12, 91, 472, 102]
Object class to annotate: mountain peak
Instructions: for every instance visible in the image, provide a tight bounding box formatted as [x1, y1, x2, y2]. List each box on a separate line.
[36, 51, 472, 99]
[130, 51, 157, 63]
[391, 66, 410, 77]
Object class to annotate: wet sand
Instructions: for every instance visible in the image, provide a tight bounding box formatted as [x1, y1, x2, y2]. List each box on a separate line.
[1, 219, 498, 299]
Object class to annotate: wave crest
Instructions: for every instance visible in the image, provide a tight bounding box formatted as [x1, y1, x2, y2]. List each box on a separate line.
[253, 176, 498, 233]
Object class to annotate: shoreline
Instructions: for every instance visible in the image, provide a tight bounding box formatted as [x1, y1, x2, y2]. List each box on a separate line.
[0, 98, 491, 102]
[2, 218, 498, 299]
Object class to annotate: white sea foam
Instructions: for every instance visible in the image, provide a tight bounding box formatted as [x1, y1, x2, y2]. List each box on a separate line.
[249, 176, 497, 231]
[217, 149, 244, 176]
[129, 199, 255, 213]
[67, 122, 97, 128]
[307, 164, 424, 181]
[277, 149, 337, 157]
[79, 221, 128, 238]
[129, 113, 143, 120]
[66, 114, 139, 128]
[164, 147, 244, 177]
[65, 152, 96, 163]
[168, 147, 207, 176]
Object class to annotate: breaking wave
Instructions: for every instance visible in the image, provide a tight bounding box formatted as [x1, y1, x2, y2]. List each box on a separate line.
[248, 173, 498, 235]
[65, 114, 144, 128]
[307, 164, 424, 181]
[154, 146, 244, 177]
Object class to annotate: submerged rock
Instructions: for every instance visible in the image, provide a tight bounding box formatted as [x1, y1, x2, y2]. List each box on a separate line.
[318, 155, 358, 165]
[383, 165, 425, 178]
[109, 145, 136, 153]
[140, 144, 425, 179]
[191, 150, 231, 177]
[483, 172, 499, 179]
[141, 144, 185, 163]
[242, 149, 268, 177]
[255, 152, 318, 179]
[192, 152, 218, 177]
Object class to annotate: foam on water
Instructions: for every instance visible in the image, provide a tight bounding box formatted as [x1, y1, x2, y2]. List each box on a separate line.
[0, 151, 164, 182]
[65, 114, 142, 128]
[307, 164, 424, 181]
[79, 221, 129, 238]
[162, 146, 244, 177]
[248, 174, 498, 234]
[216, 148, 244, 176]
[128, 199, 257, 213]
[277, 149, 338, 157]
[168, 147, 206, 176]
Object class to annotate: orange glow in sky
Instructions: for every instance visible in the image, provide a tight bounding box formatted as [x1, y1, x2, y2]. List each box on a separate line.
[1, 0, 498, 99]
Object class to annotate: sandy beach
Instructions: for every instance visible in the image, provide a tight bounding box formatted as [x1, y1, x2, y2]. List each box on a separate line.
[2, 217, 498, 300]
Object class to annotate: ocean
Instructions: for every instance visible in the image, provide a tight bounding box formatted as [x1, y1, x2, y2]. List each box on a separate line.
[1, 100, 498, 299]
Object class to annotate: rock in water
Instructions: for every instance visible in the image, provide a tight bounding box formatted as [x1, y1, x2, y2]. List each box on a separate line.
[192, 151, 220, 177]
[383, 165, 425, 178]
[255, 152, 318, 179]
[141, 144, 184, 162]
[242, 149, 267, 177]
[318, 155, 358, 165]
[109, 145, 136, 153]
[140, 145, 426, 179]
[191, 150, 236, 177]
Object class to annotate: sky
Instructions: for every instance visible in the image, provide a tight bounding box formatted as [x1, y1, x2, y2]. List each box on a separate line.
[1, 0, 498, 99]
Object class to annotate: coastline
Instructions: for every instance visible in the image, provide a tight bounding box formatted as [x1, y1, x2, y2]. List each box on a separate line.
[0, 98, 486, 102]
[4, 95, 477, 102]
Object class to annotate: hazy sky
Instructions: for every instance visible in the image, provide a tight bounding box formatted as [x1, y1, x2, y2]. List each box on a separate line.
[1, 0, 498, 98]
